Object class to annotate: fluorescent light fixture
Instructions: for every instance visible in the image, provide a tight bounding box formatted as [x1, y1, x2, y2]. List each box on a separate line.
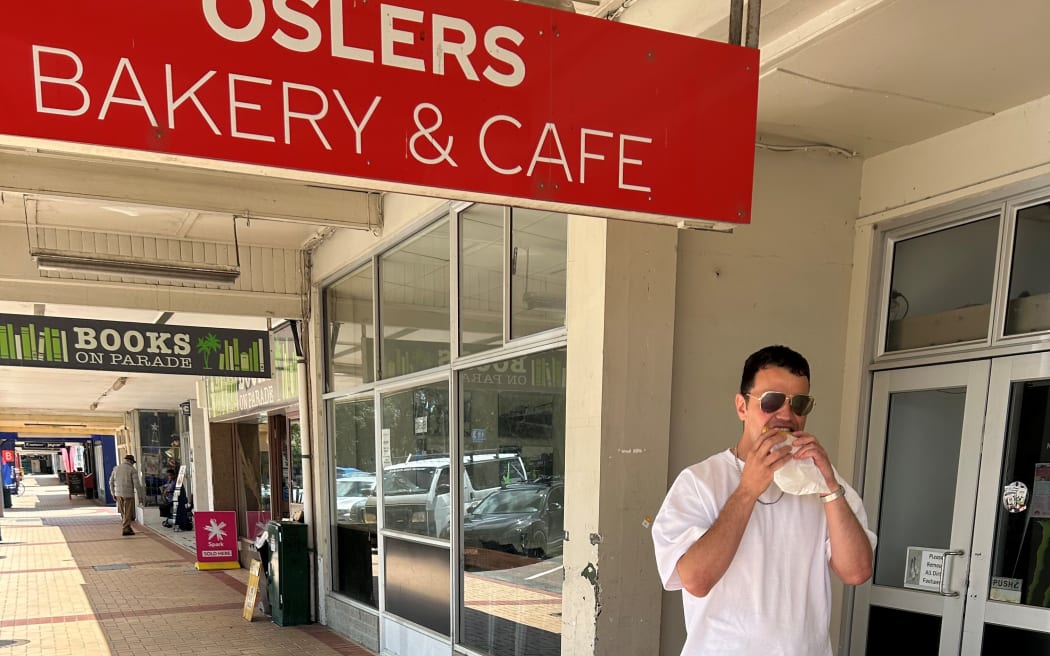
[34, 250, 240, 284]
[23, 422, 88, 428]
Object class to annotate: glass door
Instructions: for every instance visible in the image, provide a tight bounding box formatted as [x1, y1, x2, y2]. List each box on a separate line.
[851, 361, 990, 655]
[963, 354, 1050, 654]
[853, 356, 1050, 655]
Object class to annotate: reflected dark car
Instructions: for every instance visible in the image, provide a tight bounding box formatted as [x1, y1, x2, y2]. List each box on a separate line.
[462, 481, 564, 558]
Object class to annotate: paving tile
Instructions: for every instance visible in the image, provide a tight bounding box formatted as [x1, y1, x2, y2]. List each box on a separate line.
[0, 475, 375, 656]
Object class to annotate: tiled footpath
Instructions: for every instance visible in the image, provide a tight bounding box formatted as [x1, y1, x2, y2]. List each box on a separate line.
[0, 475, 375, 656]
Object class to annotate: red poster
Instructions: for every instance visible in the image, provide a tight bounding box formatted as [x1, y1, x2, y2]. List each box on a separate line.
[0, 0, 758, 224]
[246, 510, 272, 539]
[194, 510, 239, 569]
[1, 451, 14, 464]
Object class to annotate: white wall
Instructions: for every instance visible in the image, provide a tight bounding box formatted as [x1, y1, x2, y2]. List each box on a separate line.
[659, 147, 863, 655]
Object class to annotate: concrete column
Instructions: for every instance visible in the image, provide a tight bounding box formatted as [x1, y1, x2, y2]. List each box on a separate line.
[187, 392, 211, 511]
[562, 216, 678, 655]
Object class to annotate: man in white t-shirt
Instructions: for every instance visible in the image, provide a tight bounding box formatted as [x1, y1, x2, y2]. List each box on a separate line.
[652, 345, 876, 656]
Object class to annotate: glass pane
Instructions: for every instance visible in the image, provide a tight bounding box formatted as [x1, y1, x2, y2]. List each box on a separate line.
[327, 264, 375, 391]
[1005, 202, 1050, 335]
[459, 350, 566, 656]
[460, 205, 504, 356]
[981, 623, 1050, 654]
[867, 606, 941, 654]
[874, 389, 965, 588]
[377, 382, 451, 539]
[511, 209, 566, 340]
[989, 380, 1050, 609]
[235, 422, 265, 539]
[380, 219, 451, 378]
[138, 410, 180, 506]
[332, 398, 378, 607]
[384, 537, 450, 636]
[885, 217, 999, 351]
[288, 420, 304, 508]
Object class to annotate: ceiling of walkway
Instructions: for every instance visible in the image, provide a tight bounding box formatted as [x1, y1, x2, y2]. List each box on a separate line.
[608, 0, 1050, 156]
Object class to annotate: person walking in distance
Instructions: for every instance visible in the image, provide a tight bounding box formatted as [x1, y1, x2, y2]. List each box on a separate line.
[652, 345, 877, 656]
[110, 454, 145, 536]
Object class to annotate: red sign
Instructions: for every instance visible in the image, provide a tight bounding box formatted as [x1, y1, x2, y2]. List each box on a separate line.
[0, 1, 758, 224]
[246, 510, 272, 538]
[1, 450, 14, 464]
[194, 510, 239, 566]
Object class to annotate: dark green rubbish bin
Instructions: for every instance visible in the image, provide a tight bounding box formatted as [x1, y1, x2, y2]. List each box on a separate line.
[265, 520, 310, 626]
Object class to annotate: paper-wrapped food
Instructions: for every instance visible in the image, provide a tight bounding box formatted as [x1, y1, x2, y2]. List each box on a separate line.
[772, 432, 833, 496]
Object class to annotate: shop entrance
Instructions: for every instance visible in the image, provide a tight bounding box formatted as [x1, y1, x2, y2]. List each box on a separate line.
[852, 354, 1050, 654]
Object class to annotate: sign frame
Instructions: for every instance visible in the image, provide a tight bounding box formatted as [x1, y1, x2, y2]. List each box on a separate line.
[0, 0, 760, 227]
[0, 314, 270, 378]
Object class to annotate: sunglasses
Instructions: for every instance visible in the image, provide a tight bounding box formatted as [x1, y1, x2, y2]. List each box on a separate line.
[746, 391, 815, 416]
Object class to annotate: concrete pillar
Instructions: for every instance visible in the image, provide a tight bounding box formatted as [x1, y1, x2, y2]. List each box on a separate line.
[562, 217, 678, 655]
[187, 393, 211, 511]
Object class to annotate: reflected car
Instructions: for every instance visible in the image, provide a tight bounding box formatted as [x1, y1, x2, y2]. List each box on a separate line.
[462, 481, 564, 559]
[335, 474, 376, 522]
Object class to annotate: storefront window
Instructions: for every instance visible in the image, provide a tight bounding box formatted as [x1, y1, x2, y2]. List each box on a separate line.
[460, 204, 504, 356]
[327, 264, 375, 391]
[377, 382, 451, 539]
[323, 203, 567, 650]
[511, 210, 567, 340]
[137, 410, 180, 506]
[380, 220, 451, 378]
[235, 421, 268, 539]
[332, 398, 378, 607]
[458, 350, 566, 656]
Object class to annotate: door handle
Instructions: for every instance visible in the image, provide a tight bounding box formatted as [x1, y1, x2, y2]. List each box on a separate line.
[939, 549, 965, 597]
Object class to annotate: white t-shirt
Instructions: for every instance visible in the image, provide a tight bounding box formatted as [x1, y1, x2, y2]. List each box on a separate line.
[652, 450, 877, 656]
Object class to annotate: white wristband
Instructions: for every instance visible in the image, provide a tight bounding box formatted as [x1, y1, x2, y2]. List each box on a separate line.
[821, 486, 845, 504]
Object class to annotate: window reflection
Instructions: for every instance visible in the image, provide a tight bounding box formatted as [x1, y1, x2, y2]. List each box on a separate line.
[885, 217, 999, 351]
[460, 205, 504, 356]
[236, 422, 269, 539]
[459, 350, 566, 656]
[1005, 202, 1050, 335]
[380, 220, 451, 378]
[511, 210, 566, 340]
[332, 398, 378, 607]
[375, 383, 451, 539]
[327, 264, 374, 391]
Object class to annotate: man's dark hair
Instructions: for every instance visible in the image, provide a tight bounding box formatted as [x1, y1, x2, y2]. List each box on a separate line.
[739, 345, 810, 395]
[166, 468, 176, 476]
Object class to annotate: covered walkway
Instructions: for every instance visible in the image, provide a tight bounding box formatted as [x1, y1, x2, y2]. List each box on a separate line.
[0, 476, 373, 655]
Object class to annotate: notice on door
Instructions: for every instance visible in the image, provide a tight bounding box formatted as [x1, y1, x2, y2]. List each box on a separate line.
[903, 547, 945, 592]
[1031, 463, 1050, 518]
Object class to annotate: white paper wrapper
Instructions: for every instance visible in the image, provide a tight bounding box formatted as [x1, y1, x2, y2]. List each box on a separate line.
[772, 434, 832, 496]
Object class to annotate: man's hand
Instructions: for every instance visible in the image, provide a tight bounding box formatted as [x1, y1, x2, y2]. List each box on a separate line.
[786, 432, 837, 491]
[737, 427, 794, 500]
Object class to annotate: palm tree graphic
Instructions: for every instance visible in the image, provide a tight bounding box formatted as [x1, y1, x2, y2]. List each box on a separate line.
[196, 333, 221, 369]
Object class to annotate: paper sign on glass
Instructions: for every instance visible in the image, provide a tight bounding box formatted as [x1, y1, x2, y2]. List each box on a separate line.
[903, 546, 944, 592]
